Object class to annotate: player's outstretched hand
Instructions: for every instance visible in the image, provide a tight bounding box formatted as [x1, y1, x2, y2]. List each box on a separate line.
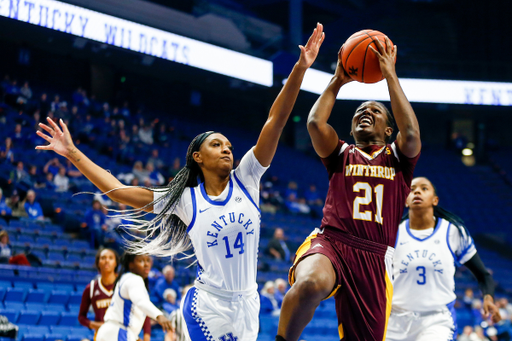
[483, 295, 502, 323]
[369, 37, 397, 80]
[35, 117, 76, 158]
[335, 45, 354, 86]
[297, 22, 325, 69]
[156, 315, 174, 333]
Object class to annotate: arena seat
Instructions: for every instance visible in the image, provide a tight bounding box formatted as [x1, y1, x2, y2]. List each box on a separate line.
[25, 289, 46, 303]
[58, 312, 79, 326]
[68, 292, 82, 305]
[17, 310, 41, 324]
[25, 303, 45, 311]
[44, 334, 65, 341]
[13, 282, 34, 290]
[0, 280, 11, 289]
[47, 291, 69, 305]
[49, 326, 72, 335]
[21, 334, 44, 341]
[0, 308, 18, 323]
[4, 287, 26, 303]
[38, 311, 61, 326]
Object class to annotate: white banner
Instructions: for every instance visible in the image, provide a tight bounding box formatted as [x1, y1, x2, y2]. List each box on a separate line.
[0, 0, 273, 86]
[294, 68, 512, 106]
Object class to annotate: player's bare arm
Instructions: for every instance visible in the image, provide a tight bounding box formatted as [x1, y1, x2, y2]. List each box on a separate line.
[254, 23, 325, 167]
[370, 38, 421, 158]
[35, 117, 154, 211]
[307, 48, 353, 158]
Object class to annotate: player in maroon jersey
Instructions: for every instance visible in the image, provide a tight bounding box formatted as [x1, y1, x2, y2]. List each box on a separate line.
[78, 248, 154, 341]
[276, 38, 421, 341]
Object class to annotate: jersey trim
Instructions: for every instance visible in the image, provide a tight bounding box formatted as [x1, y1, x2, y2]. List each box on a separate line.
[446, 223, 458, 265]
[354, 145, 386, 160]
[182, 287, 213, 341]
[187, 189, 198, 233]
[405, 218, 442, 242]
[98, 277, 113, 296]
[339, 143, 349, 156]
[118, 275, 132, 327]
[233, 172, 260, 213]
[390, 142, 400, 161]
[118, 328, 128, 341]
[446, 300, 457, 341]
[200, 178, 233, 206]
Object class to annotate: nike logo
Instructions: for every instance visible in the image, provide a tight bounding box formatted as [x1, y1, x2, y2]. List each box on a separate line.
[199, 207, 211, 213]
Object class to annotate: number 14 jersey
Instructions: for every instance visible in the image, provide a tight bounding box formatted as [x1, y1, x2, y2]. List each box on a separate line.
[320, 140, 419, 247]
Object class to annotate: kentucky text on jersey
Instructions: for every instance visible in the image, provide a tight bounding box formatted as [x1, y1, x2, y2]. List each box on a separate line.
[345, 164, 396, 181]
[399, 249, 443, 274]
[206, 211, 254, 248]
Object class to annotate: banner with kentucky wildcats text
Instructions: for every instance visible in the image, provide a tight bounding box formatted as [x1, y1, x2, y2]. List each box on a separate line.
[0, 0, 273, 87]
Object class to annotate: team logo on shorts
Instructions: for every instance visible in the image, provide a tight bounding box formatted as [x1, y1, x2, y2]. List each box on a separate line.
[219, 333, 238, 341]
[235, 196, 242, 203]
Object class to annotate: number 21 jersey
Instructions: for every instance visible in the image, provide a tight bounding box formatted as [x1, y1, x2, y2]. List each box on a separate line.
[320, 140, 419, 247]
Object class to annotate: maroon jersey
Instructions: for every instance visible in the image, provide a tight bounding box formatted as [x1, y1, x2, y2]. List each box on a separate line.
[320, 140, 419, 247]
[78, 277, 115, 326]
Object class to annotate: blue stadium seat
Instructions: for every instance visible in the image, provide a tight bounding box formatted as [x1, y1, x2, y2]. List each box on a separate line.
[0, 288, 5, 303]
[71, 240, 89, 249]
[17, 235, 34, 244]
[0, 280, 11, 289]
[67, 304, 81, 314]
[47, 291, 69, 305]
[56, 284, 74, 293]
[4, 301, 24, 311]
[25, 303, 46, 311]
[13, 282, 34, 290]
[58, 312, 79, 326]
[36, 283, 55, 292]
[38, 311, 60, 326]
[68, 292, 83, 305]
[26, 289, 46, 303]
[49, 326, 72, 335]
[52, 239, 69, 247]
[0, 309, 18, 323]
[44, 334, 65, 341]
[35, 237, 53, 246]
[21, 334, 44, 341]
[47, 252, 65, 262]
[4, 287, 26, 303]
[27, 326, 50, 334]
[45, 303, 66, 313]
[66, 254, 82, 262]
[17, 310, 41, 324]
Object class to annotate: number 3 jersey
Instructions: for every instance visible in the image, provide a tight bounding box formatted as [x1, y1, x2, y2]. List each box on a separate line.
[154, 147, 268, 292]
[392, 218, 476, 311]
[320, 140, 419, 247]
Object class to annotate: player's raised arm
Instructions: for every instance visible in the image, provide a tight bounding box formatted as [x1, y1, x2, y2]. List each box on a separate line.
[307, 50, 353, 158]
[35, 117, 154, 211]
[370, 38, 421, 158]
[253, 23, 325, 167]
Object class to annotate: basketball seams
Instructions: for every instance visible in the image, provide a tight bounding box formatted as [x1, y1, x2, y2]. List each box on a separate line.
[343, 36, 372, 76]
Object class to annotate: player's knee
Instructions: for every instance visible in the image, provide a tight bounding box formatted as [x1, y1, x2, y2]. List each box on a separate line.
[293, 274, 332, 301]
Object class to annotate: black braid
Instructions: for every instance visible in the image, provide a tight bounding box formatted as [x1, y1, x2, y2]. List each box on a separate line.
[113, 252, 149, 291]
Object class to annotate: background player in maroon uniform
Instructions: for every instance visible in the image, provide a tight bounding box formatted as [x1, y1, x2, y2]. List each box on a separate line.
[78, 248, 154, 341]
[276, 38, 421, 341]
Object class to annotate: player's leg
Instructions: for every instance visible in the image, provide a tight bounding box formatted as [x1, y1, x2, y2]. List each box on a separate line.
[277, 253, 337, 341]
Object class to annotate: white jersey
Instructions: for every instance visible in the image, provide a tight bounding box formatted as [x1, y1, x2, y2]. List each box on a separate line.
[101, 273, 162, 340]
[392, 217, 476, 312]
[155, 147, 268, 292]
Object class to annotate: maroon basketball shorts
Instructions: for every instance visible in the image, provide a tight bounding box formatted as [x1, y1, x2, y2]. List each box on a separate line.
[289, 227, 394, 341]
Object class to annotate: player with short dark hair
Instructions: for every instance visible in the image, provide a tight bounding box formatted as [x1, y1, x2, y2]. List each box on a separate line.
[277, 38, 421, 341]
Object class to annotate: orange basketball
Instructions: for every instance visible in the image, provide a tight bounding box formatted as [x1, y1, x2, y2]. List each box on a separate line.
[340, 30, 394, 84]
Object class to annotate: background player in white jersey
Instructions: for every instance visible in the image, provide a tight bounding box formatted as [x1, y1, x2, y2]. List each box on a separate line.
[386, 177, 501, 341]
[35, 23, 326, 341]
[96, 252, 172, 341]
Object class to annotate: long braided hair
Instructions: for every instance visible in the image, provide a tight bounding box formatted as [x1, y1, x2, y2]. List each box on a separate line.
[113, 252, 149, 291]
[402, 177, 468, 234]
[112, 131, 219, 258]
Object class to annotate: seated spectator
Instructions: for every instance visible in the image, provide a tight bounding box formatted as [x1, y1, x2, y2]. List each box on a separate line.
[54, 166, 70, 192]
[285, 192, 311, 215]
[274, 278, 288, 308]
[41, 172, 56, 191]
[10, 161, 29, 183]
[147, 149, 165, 170]
[154, 265, 180, 304]
[148, 256, 162, 290]
[24, 189, 44, 220]
[132, 160, 149, 182]
[0, 137, 14, 164]
[139, 124, 154, 145]
[9, 123, 25, 146]
[19, 81, 32, 100]
[169, 157, 181, 178]
[43, 157, 62, 176]
[146, 162, 165, 186]
[38, 93, 50, 115]
[458, 326, 473, 341]
[155, 123, 172, 147]
[260, 281, 280, 316]
[166, 285, 193, 341]
[162, 288, 179, 315]
[120, 101, 131, 117]
[463, 288, 474, 311]
[81, 200, 107, 248]
[304, 184, 323, 206]
[0, 230, 12, 263]
[265, 228, 290, 262]
[50, 94, 60, 112]
[6, 190, 26, 218]
[0, 188, 13, 222]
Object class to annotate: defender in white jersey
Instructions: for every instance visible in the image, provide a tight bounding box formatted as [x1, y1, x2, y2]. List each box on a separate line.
[35, 24, 326, 341]
[386, 177, 501, 341]
[97, 253, 172, 341]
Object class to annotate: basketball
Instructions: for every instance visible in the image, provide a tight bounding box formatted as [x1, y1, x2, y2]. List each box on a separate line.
[340, 30, 394, 84]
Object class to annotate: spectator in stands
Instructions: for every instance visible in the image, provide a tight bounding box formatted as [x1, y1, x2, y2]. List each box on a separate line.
[260, 281, 280, 316]
[82, 200, 107, 248]
[10, 161, 31, 190]
[497, 297, 512, 320]
[154, 265, 180, 304]
[168, 157, 181, 178]
[0, 188, 12, 222]
[0, 137, 14, 164]
[24, 189, 44, 220]
[284, 181, 311, 214]
[458, 326, 473, 341]
[0, 230, 12, 263]
[139, 124, 154, 145]
[9, 123, 25, 146]
[6, 190, 26, 218]
[463, 288, 475, 311]
[165, 285, 192, 341]
[265, 228, 290, 262]
[304, 183, 323, 212]
[28, 165, 44, 188]
[147, 256, 162, 290]
[38, 93, 50, 115]
[20, 81, 32, 100]
[471, 299, 485, 326]
[132, 161, 149, 182]
[146, 162, 165, 186]
[120, 101, 131, 118]
[155, 123, 171, 147]
[473, 326, 490, 341]
[54, 166, 70, 192]
[43, 157, 62, 176]
[147, 149, 165, 170]
[274, 278, 288, 308]
[162, 288, 179, 315]
[42, 172, 56, 191]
